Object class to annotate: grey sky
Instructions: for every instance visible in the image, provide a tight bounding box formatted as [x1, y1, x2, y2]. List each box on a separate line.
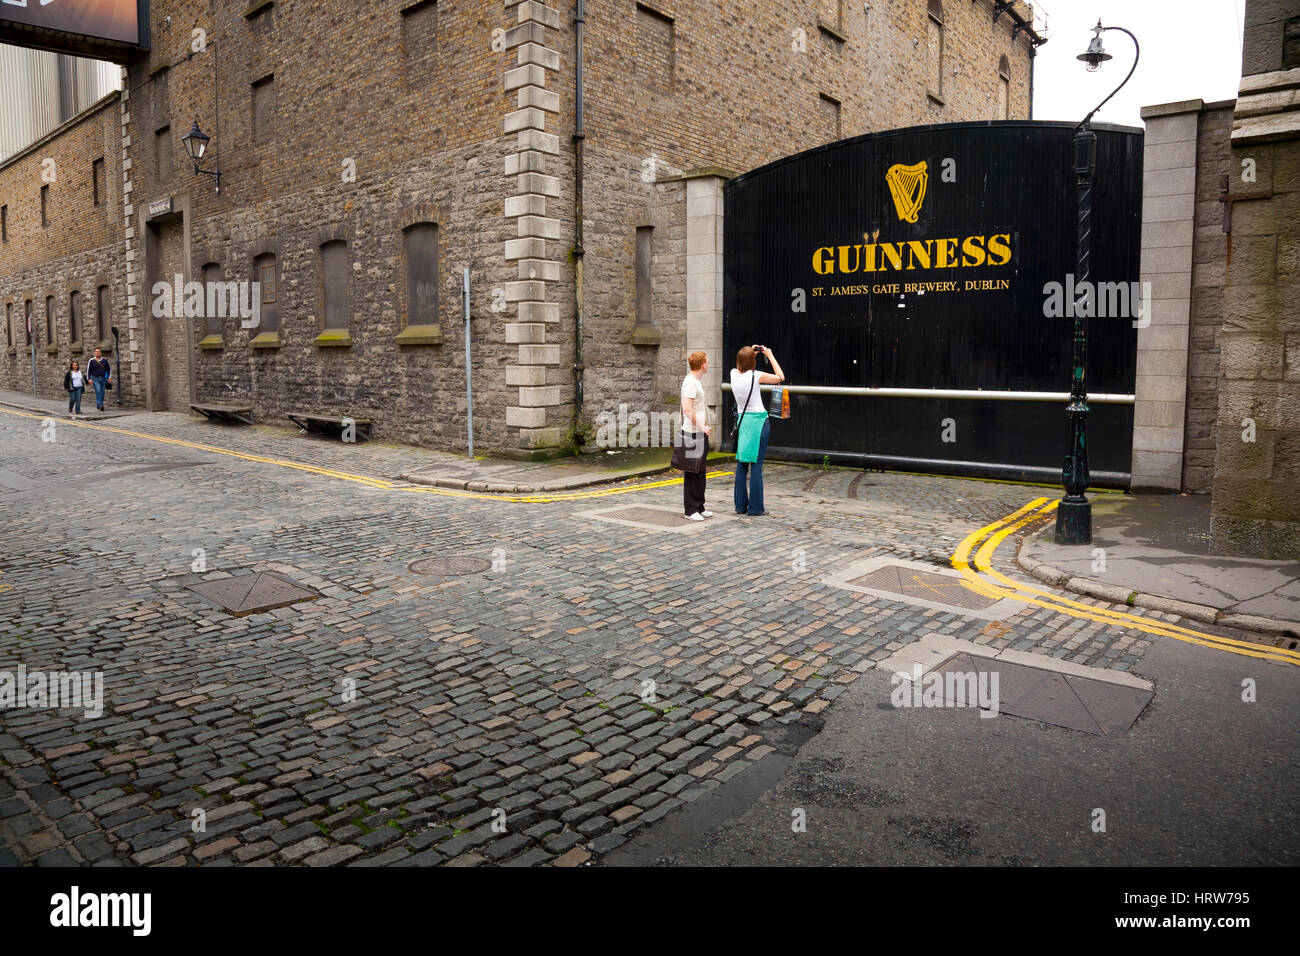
[1030, 0, 1247, 128]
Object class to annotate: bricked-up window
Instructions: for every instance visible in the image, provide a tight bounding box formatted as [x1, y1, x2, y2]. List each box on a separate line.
[636, 4, 674, 93]
[255, 254, 279, 332]
[252, 75, 277, 143]
[40, 185, 49, 227]
[635, 226, 654, 328]
[45, 296, 54, 345]
[998, 55, 1010, 119]
[818, 93, 841, 142]
[203, 263, 223, 335]
[69, 291, 82, 346]
[402, 0, 437, 79]
[155, 126, 172, 181]
[320, 241, 349, 330]
[927, 0, 945, 100]
[403, 223, 439, 327]
[92, 157, 105, 205]
[96, 285, 110, 343]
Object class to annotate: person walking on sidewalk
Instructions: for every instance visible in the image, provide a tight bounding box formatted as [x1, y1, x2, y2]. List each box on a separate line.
[731, 345, 784, 517]
[64, 360, 86, 416]
[678, 350, 712, 521]
[86, 347, 111, 411]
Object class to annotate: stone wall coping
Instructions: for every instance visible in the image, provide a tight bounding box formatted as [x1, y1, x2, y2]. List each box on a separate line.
[1140, 99, 1206, 120]
[661, 166, 737, 183]
[1239, 66, 1300, 96]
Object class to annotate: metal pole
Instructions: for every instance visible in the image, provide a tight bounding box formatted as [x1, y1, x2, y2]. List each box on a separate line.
[1055, 124, 1096, 545]
[463, 267, 474, 459]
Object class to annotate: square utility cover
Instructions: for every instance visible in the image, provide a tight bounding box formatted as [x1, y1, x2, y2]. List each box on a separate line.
[188, 571, 318, 616]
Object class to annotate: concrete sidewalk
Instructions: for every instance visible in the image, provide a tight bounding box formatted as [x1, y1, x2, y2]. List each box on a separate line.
[0, 385, 137, 422]
[1017, 493, 1300, 637]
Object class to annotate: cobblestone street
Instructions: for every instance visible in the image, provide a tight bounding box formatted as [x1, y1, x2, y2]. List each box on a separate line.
[0, 409, 1286, 867]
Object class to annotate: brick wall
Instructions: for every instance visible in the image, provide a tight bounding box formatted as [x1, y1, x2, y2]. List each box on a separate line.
[0, 94, 125, 398]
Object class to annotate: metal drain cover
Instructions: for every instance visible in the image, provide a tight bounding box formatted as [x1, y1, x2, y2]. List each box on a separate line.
[597, 507, 695, 528]
[188, 572, 318, 616]
[935, 652, 1153, 735]
[409, 556, 493, 576]
[850, 565, 1000, 610]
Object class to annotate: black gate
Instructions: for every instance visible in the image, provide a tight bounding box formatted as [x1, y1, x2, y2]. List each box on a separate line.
[723, 120, 1143, 487]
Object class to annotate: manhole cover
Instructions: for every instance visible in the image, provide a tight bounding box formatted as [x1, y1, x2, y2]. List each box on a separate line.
[188, 572, 318, 616]
[850, 565, 999, 610]
[408, 556, 493, 576]
[935, 652, 1152, 735]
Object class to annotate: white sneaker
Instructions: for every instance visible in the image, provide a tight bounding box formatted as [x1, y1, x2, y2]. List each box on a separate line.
[700, 510, 714, 518]
[685, 512, 705, 521]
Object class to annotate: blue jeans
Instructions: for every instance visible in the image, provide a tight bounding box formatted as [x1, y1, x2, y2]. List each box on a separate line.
[734, 417, 771, 515]
[68, 386, 83, 414]
[90, 375, 107, 408]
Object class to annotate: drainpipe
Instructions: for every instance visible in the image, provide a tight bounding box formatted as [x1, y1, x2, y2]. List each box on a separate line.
[572, 0, 586, 446]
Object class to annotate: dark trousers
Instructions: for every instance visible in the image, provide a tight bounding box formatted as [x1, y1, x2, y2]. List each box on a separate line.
[682, 433, 709, 515]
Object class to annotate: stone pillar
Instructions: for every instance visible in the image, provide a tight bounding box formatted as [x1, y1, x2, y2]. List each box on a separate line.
[1131, 101, 1198, 492]
[1211, 43, 1300, 556]
[119, 67, 143, 405]
[503, 0, 566, 452]
[684, 170, 728, 429]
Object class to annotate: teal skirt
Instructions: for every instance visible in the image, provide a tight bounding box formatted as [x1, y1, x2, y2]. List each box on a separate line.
[737, 411, 768, 464]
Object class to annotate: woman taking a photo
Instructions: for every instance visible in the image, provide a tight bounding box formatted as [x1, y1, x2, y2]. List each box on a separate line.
[731, 345, 783, 516]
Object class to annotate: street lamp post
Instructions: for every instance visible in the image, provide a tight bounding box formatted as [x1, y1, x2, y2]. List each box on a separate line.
[1055, 20, 1140, 546]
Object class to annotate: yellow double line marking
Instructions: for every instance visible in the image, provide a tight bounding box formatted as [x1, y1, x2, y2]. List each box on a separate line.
[953, 498, 1300, 667]
[0, 405, 727, 504]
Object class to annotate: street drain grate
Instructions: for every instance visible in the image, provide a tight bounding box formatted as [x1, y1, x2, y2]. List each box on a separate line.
[849, 565, 1000, 610]
[935, 652, 1153, 735]
[408, 556, 493, 576]
[188, 572, 318, 616]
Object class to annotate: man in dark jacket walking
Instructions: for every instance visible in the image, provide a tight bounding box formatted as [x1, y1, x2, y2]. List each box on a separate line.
[86, 347, 112, 411]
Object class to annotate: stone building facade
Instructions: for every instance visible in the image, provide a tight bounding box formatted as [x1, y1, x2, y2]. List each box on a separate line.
[1, 0, 1040, 454]
[1133, 0, 1299, 558]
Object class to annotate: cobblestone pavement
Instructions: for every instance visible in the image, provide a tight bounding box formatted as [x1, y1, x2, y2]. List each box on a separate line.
[0, 410, 1192, 867]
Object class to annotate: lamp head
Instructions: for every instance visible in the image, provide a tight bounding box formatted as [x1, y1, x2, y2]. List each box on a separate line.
[1077, 20, 1112, 72]
[182, 121, 209, 162]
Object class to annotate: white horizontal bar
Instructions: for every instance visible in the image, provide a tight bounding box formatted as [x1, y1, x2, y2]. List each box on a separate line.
[720, 384, 1135, 405]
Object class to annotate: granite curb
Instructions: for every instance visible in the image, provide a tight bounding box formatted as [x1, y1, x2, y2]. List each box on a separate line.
[1014, 539, 1300, 640]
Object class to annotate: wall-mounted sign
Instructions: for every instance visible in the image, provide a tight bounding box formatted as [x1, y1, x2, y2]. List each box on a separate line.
[147, 197, 173, 218]
[0, 0, 148, 59]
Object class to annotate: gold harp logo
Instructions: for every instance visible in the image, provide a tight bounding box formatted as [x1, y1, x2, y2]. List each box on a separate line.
[886, 161, 928, 224]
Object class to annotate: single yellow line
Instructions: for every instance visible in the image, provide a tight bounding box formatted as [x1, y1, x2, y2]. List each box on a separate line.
[0, 405, 726, 503]
[952, 500, 1300, 667]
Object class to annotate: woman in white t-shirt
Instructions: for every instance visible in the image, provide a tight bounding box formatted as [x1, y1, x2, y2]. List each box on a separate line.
[679, 351, 712, 520]
[64, 360, 86, 416]
[731, 345, 784, 516]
